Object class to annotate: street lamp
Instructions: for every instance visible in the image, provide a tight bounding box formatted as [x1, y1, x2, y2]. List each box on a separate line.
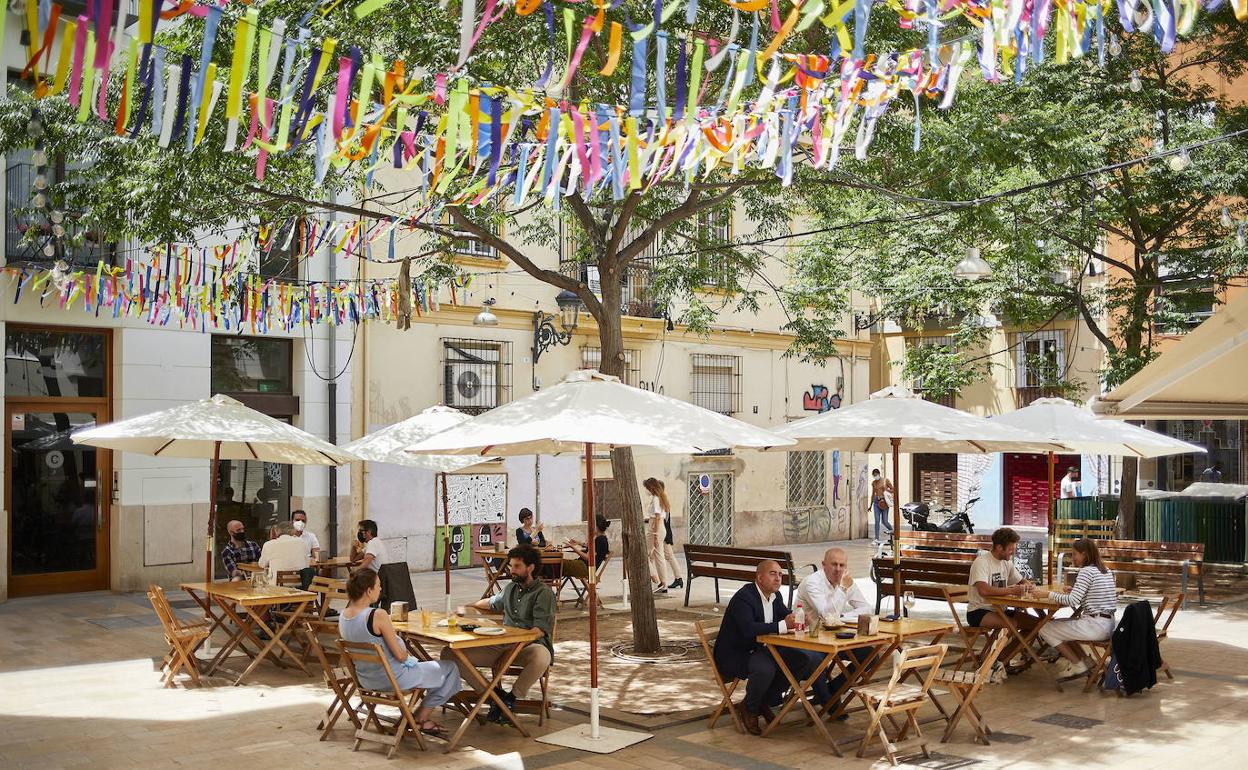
[473, 298, 499, 327]
[953, 246, 993, 280]
[531, 290, 581, 389]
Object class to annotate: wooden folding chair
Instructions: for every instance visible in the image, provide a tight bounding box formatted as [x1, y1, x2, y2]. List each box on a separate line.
[275, 569, 303, 587]
[539, 553, 564, 594]
[941, 586, 999, 670]
[1154, 593, 1184, 681]
[307, 575, 349, 619]
[1078, 636, 1117, 694]
[337, 639, 428, 758]
[506, 614, 558, 725]
[852, 643, 947, 766]
[934, 634, 1010, 744]
[560, 555, 611, 609]
[147, 584, 211, 688]
[694, 620, 746, 734]
[304, 620, 363, 740]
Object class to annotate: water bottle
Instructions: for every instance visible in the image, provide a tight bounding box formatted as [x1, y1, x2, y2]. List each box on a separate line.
[794, 602, 805, 633]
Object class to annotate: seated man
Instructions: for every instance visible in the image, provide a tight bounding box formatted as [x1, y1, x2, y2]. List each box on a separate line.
[562, 515, 610, 581]
[794, 547, 871, 713]
[712, 560, 811, 735]
[356, 519, 390, 573]
[967, 527, 1039, 672]
[221, 520, 261, 581]
[292, 509, 321, 562]
[259, 521, 313, 586]
[444, 544, 554, 724]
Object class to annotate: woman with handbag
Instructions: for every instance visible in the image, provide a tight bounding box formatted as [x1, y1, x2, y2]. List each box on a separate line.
[643, 478, 683, 594]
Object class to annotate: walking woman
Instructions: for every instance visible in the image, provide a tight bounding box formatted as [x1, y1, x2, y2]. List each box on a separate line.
[642, 478, 682, 594]
[1041, 539, 1118, 678]
[339, 570, 461, 739]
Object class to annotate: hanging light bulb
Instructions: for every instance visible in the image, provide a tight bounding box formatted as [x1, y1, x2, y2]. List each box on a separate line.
[1129, 70, 1143, 92]
[1222, 207, 1234, 229]
[1109, 35, 1122, 57]
[27, 119, 43, 139]
[50, 260, 71, 291]
[42, 243, 56, 257]
[1168, 149, 1191, 172]
[1237, 224, 1246, 250]
[49, 210, 64, 224]
[52, 224, 65, 237]
[32, 193, 46, 208]
[33, 174, 47, 190]
[32, 149, 47, 167]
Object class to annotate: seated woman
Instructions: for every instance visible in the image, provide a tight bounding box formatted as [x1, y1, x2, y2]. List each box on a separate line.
[563, 516, 610, 581]
[1041, 538, 1118, 679]
[514, 508, 546, 548]
[338, 570, 461, 739]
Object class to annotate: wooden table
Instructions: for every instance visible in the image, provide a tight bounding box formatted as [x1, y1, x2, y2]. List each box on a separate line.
[394, 613, 541, 753]
[179, 581, 316, 685]
[757, 629, 896, 755]
[309, 556, 356, 576]
[984, 585, 1069, 691]
[473, 549, 511, 598]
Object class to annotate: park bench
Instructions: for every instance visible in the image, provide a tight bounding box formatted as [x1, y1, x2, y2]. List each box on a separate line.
[897, 531, 992, 560]
[682, 544, 803, 607]
[1059, 539, 1206, 605]
[871, 556, 975, 615]
[1054, 518, 1119, 551]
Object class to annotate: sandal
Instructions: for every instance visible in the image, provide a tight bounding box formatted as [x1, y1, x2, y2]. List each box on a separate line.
[418, 721, 450, 740]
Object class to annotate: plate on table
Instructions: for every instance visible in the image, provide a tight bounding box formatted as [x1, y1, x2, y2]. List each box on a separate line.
[473, 626, 506, 636]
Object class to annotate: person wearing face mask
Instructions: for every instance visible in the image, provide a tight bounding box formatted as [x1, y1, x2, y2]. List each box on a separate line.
[221, 520, 261, 581]
[356, 519, 390, 573]
[291, 509, 321, 561]
[443, 544, 555, 724]
[259, 521, 313, 586]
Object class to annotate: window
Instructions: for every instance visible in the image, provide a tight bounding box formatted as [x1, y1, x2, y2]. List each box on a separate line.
[690, 353, 741, 414]
[786, 451, 827, 508]
[1155, 277, 1216, 333]
[581, 346, 640, 387]
[5, 147, 114, 267]
[583, 478, 624, 521]
[1012, 330, 1065, 406]
[442, 338, 512, 414]
[907, 336, 957, 407]
[559, 218, 663, 318]
[211, 336, 293, 394]
[445, 214, 501, 260]
[696, 207, 732, 288]
[5, 328, 107, 398]
[256, 218, 305, 282]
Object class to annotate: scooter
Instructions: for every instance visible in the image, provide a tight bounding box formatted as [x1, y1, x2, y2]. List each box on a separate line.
[901, 497, 979, 534]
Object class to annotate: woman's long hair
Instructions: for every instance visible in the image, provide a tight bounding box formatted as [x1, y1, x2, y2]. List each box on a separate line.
[643, 477, 671, 514]
[1072, 538, 1109, 574]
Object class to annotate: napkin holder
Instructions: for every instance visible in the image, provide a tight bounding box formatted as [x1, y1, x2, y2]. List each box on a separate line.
[390, 601, 409, 622]
[857, 614, 878, 636]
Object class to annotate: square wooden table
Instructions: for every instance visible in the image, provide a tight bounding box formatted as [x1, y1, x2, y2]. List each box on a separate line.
[394, 613, 541, 753]
[472, 549, 511, 598]
[757, 629, 897, 755]
[310, 556, 356, 576]
[984, 585, 1069, 691]
[179, 581, 316, 685]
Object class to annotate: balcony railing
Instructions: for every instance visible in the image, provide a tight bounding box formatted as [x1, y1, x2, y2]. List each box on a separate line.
[1015, 386, 1062, 407]
[6, 161, 114, 267]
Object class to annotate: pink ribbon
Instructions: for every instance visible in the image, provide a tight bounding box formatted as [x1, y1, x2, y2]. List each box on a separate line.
[559, 15, 599, 91]
[68, 17, 88, 106]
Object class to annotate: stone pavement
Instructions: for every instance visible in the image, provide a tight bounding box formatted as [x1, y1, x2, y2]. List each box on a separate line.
[2, 538, 1247, 769]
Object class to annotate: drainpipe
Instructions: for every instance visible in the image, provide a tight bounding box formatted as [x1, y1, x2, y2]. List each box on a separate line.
[327, 214, 339, 557]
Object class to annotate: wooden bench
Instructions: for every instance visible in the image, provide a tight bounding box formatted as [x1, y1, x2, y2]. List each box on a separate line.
[682, 544, 802, 607]
[871, 557, 974, 615]
[1059, 540, 1205, 605]
[1054, 518, 1118, 551]
[897, 531, 991, 561]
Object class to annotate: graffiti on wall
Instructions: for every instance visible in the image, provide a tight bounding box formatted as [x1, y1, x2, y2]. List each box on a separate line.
[782, 455, 872, 543]
[784, 506, 832, 543]
[802, 383, 844, 413]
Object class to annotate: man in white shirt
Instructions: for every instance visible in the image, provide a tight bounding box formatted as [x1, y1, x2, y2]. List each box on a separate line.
[291, 509, 321, 561]
[966, 527, 1038, 670]
[795, 548, 872, 711]
[1060, 467, 1081, 499]
[258, 521, 312, 583]
[357, 519, 390, 573]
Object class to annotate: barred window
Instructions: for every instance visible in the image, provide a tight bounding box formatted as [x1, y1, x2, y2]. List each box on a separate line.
[441, 339, 513, 414]
[444, 214, 502, 260]
[907, 335, 957, 408]
[581, 346, 640, 387]
[690, 354, 741, 414]
[696, 207, 732, 287]
[786, 451, 827, 508]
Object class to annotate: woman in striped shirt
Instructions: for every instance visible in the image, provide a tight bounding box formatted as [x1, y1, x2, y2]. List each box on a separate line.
[1040, 539, 1118, 678]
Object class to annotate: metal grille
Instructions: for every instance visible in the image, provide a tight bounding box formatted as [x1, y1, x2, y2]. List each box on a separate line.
[5, 151, 115, 267]
[255, 218, 304, 282]
[559, 218, 664, 318]
[696, 207, 732, 287]
[583, 479, 624, 521]
[581, 346, 640, 386]
[786, 451, 827, 508]
[445, 214, 501, 259]
[441, 339, 512, 414]
[687, 472, 734, 546]
[690, 354, 741, 414]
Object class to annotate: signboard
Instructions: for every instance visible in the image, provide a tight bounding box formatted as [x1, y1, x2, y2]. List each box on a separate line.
[697, 474, 712, 496]
[434, 524, 472, 570]
[1009, 525, 1047, 583]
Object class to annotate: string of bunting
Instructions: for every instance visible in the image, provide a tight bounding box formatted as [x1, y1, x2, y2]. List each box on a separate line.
[11, 0, 1241, 208]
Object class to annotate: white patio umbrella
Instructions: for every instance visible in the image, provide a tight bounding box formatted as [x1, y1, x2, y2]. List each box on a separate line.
[763, 386, 1065, 610]
[991, 397, 1205, 581]
[74, 394, 357, 586]
[342, 405, 493, 612]
[404, 369, 793, 750]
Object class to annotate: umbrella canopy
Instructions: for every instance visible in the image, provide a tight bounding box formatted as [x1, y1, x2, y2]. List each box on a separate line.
[404, 369, 794, 457]
[765, 385, 1066, 454]
[990, 398, 1206, 458]
[342, 405, 489, 471]
[72, 394, 358, 465]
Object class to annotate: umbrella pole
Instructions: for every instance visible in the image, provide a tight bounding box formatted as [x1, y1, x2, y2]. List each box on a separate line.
[442, 472, 452, 616]
[891, 437, 902, 617]
[1047, 451, 1055, 585]
[585, 442, 600, 740]
[205, 441, 220, 587]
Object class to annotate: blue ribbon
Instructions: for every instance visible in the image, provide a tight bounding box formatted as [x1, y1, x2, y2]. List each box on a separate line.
[655, 32, 669, 125]
[186, 4, 222, 151]
[673, 37, 688, 122]
[629, 36, 649, 117]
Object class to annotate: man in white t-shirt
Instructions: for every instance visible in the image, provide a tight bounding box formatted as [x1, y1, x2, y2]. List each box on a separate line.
[291, 509, 321, 561]
[357, 519, 390, 573]
[966, 527, 1038, 671]
[258, 521, 312, 583]
[795, 547, 872, 711]
[1060, 467, 1081, 499]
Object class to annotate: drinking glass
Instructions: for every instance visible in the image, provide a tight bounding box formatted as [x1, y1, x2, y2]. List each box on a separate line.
[420, 609, 431, 629]
[903, 591, 915, 614]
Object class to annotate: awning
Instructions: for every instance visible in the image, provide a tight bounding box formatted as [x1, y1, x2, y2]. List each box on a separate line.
[1091, 291, 1248, 419]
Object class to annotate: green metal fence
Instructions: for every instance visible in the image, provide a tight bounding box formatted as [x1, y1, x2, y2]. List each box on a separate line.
[1057, 496, 1247, 563]
[1055, 497, 1120, 522]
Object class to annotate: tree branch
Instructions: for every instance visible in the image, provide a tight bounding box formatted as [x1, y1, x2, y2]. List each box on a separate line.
[618, 181, 750, 264]
[1146, 194, 1213, 249]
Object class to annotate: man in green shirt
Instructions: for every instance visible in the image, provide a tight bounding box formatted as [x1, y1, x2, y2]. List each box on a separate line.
[445, 544, 554, 724]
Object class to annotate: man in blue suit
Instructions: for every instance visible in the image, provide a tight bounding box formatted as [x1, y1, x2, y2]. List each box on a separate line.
[712, 560, 813, 734]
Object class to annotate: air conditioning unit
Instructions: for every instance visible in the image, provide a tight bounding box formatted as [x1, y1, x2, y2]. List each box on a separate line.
[445, 361, 497, 411]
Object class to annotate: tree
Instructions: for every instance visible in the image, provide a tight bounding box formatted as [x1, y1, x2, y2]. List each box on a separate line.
[0, 2, 857, 651]
[795, 16, 1248, 529]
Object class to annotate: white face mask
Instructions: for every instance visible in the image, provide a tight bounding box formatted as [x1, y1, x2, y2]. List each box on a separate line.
[293, 520, 306, 532]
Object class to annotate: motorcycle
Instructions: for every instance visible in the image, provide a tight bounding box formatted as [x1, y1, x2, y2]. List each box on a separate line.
[901, 497, 979, 534]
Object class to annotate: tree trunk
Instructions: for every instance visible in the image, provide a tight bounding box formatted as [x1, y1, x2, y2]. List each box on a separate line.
[596, 254, 662, 653]
[1119, 456, 1139, 540]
